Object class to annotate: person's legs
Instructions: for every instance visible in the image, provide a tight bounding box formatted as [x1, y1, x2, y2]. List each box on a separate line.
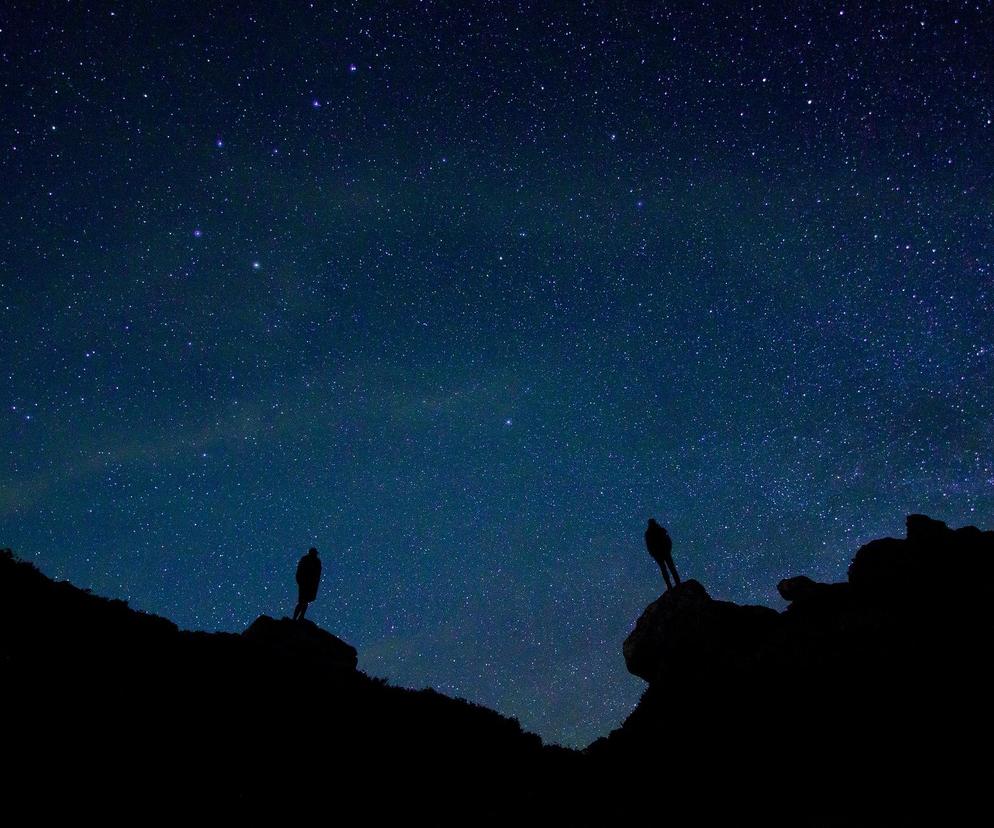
[293, 600, 307, 621]
[660, 564, 673, 591]
[667, 556, 681, 585]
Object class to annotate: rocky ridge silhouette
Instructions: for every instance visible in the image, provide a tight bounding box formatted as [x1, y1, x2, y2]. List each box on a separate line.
[2, 514, 991, 822]
[589, 514, 994, 821]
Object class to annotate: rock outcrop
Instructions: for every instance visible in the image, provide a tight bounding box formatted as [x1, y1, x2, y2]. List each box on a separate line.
[243, 614, 359, 670]
[847, 513, 994, 597]
[594, 515, 994, 820]
[623, 579, 779, 682]
[622, 515, 994, 691]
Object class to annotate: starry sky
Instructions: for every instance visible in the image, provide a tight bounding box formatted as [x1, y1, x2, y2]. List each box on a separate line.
[3, 1, 993, 747]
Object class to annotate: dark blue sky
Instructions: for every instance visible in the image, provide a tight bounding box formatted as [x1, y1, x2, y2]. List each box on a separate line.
[3, 1, 993, 746]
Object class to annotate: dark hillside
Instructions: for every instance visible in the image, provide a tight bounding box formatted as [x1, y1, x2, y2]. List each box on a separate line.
[0, 549, 579, 820]
[3, 515, 992, 823]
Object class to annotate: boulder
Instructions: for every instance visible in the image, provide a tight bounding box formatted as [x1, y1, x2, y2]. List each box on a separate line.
[777, 575, 820, 602]
[777, 575, 852, 610]
[243, 615, 358, 670]
[623, 579, 779, 683]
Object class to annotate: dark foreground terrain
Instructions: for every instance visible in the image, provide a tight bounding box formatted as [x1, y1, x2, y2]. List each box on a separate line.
[3, 514, 992, 823]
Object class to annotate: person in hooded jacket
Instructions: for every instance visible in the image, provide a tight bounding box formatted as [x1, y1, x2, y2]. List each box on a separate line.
[293, 547, 322, 621]
[645, 519, 680, 590]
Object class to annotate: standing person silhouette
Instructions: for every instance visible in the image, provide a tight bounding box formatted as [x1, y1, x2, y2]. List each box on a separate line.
[293, 547, 322, 621]
[645, 519, 680, 590]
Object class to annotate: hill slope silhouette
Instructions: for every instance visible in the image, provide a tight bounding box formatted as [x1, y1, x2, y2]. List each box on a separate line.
[3, 514, 992, 822]
[0, 549, 578, 820]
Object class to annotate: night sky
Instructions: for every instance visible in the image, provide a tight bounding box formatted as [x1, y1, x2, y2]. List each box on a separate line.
[3, 1, 993, 747]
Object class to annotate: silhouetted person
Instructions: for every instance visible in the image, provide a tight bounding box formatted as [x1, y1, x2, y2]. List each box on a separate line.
[645, 519, 680, 590]
[293, 547, 322, 621]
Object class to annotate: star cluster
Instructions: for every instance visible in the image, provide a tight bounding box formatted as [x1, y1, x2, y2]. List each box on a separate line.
[2, 1, 993, 746]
